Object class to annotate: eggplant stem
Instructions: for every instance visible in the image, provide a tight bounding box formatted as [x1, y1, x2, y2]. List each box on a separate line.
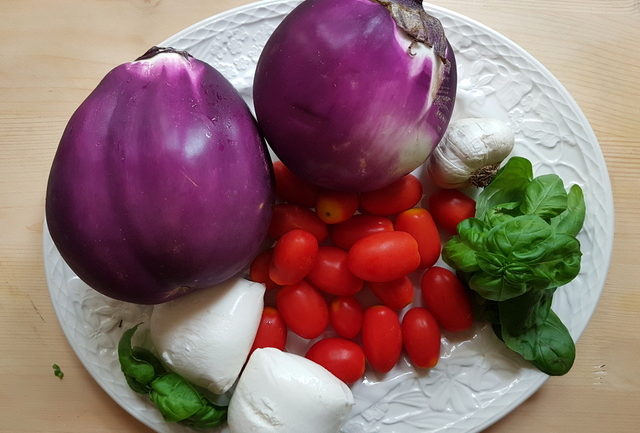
[371, 0, 447, 61]
[136, 46, 192, 61]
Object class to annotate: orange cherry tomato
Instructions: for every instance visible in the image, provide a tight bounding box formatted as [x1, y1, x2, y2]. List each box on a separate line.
[330, 296, 363, 339]
[362, 306, 402, 373]
[316, 191, 359, 224]
[306, 338, 366, 384]
[395, 208, 441, 269]
[276, 281, 329, 339]
[402, 307, 441, 369]
[249, 249, 280, 290]
[428, 189, 476, 235]
[347, 231, 420, 282]
[250, 307, 287, 354]
[360, 175, 423, 216]
[420, 266, 473, 332]
[273, 161, 320, 207]
[307, 246, 363, 296]
[330, 215, 394, 250]
[268, 203, 328, 242]
[269, 229, 318, 286]
[369, 276, 414, 310]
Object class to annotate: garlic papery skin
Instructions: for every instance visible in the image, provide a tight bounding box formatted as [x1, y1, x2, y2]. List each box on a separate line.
[427, 118, 515, 188]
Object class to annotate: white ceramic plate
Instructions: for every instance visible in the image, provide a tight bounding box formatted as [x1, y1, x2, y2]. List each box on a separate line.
[43, 1, 614, 432]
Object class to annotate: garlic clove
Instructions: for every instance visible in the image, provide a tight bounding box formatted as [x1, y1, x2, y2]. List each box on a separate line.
[427, 118, 514, 189]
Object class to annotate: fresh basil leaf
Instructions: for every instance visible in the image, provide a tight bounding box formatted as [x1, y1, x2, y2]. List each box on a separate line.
[476, 251, 508, 275]
[551, 184, 586, 237]
[442, 236, 480, 272]
[458, 218, 488, 248]
[469, 268, 528, 301]
[183, 402, 228, 428]
[485, 215, 553, 261]
[476, 157, 533, 218]
[483, 202, 520, 227]
[520, 174, 568, 220]
[442, 218, 488, 272]
[471, 293, 500, 325]
[118, 325, 158, 393]
[150, 373, 206, 423]
[533, 234, 582, 287]
[498, 289, 554, 336]
[52, 363, 64, 380]
[131, 347, 166, 377]
[502, 309, 575, 376]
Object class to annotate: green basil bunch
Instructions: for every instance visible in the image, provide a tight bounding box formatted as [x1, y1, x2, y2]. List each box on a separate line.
[443, 157, 586, 375]
[118, 325, 227, 428]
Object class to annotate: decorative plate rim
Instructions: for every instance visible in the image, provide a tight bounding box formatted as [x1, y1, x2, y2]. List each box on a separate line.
[43, 1, 614, 432]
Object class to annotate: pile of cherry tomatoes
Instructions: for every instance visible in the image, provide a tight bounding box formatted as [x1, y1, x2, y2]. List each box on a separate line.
[249, 162, 477, 385]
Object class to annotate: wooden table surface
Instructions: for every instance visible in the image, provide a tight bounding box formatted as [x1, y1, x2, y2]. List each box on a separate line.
[1, 0, 638, 432]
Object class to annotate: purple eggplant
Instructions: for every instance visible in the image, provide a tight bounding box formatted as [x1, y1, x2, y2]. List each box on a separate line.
[253, 0, 457, 192]
[46, 47, 273, 304]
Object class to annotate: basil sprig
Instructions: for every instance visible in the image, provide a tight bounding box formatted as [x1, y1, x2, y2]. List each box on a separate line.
[118, 325, 227, 428]
[443, 157, 585, 376]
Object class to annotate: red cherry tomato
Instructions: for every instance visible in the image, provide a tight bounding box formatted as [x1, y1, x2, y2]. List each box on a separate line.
[305, 338, 366, 384]
[330, 215, 394, 250]
[273, 161, 319, 207]
[428, 189, 476, 235]
[402, 307, 441, 369]
[249, 249, 280, 290]
[251, 307, 287, 354]
[362, 306, 402, 373]
[347, 231, 420, 282]
[268, 203, 328, 242]
[360, 175, 423, 216]
[420, 266, 473, 332]
[276, 281, 329, 339]
[395, 208, 441, 269]
[269, 229, 318, 285]
[316, 191, 359, 224]
[369, 276, 414, 310]
[329, 296, 363, 339]
[307, 246, 363, 296]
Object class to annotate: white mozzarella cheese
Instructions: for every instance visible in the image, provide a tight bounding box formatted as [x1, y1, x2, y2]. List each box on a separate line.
[228, 348, 354, 433]
[149, 277, 265, 394]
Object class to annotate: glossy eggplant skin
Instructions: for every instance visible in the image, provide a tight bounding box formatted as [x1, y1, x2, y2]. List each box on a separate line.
[253, 0, 456, 192]
[46, 48, 273, 304]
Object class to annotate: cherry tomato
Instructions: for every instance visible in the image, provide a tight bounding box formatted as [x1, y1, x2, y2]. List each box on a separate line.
[369, 276, 414, 310]
[276, 281, 329, 339]
[347, 231, 420, 282]
[268, 203, 328, 242]
[402, 307, 441, 369]
[307, 246, 363, 296]
[360, 175, 423, 216]
[273, 161, 319, 207]
[395, 208, 441, 269]
[420, 266, 473, 332]
[305, 338, 366, 384]
[428, 189, 476, 235]
[316, 191, 359, 224]
[250, 307, 287, 354]
[330, 215, 394, 250]
[330, 296, 363, 339]
[249, 249, 280, 290]
[362, 306, 402, 373]
[269, 229, 318, 285]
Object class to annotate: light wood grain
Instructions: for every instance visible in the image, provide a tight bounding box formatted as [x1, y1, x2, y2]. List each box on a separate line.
[1, 0, 638, 432]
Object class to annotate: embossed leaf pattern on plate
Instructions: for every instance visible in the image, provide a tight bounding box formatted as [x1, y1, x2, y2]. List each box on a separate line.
[43, 1, 613, 433]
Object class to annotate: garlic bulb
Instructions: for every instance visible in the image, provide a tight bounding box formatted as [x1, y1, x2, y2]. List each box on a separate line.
[427, 118, 515, 189]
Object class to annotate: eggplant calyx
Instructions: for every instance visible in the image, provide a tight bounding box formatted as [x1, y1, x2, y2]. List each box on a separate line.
[136, 46, 192, 62]
[372, 0, 448, 61]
